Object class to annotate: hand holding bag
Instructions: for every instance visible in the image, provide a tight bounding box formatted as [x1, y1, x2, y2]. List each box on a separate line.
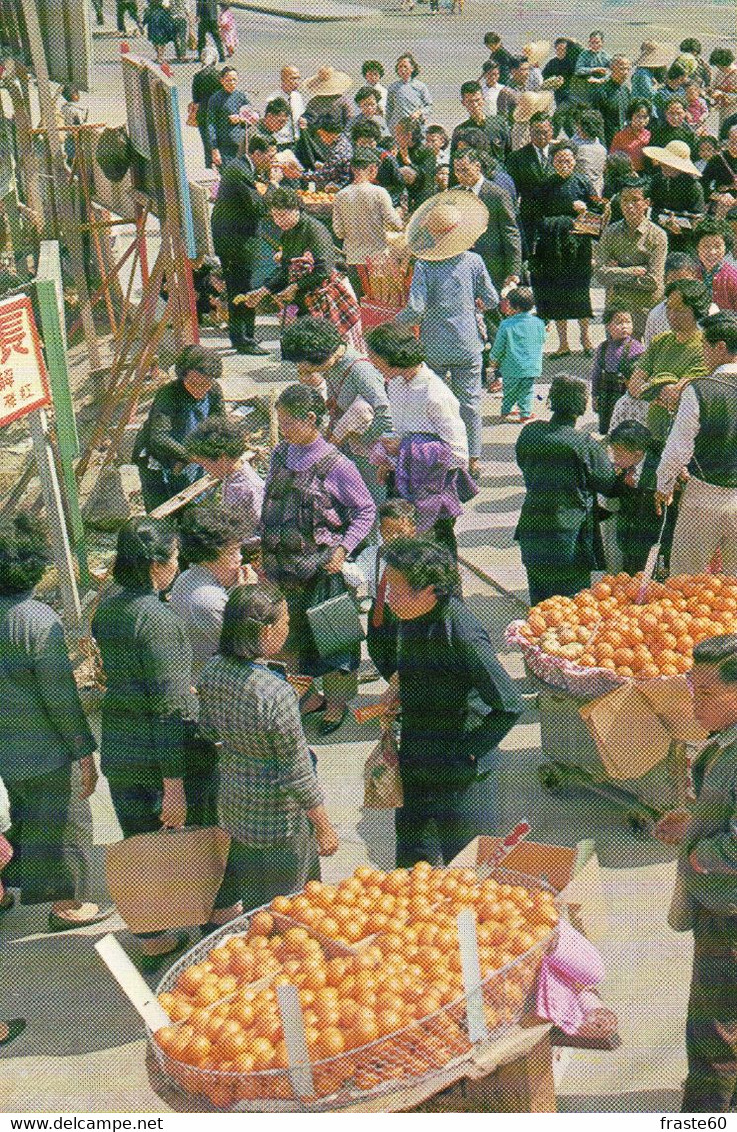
[306, 583, 365, 662]
[363, 730, 403, 809]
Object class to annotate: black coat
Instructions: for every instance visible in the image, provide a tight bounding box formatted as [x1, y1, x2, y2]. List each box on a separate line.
[133, 378, 226, 472]
[506, 144, 555, 222]
[472, 178, 522, 287]
[211, 157, 264, 253]
[449, 114, 510, 173]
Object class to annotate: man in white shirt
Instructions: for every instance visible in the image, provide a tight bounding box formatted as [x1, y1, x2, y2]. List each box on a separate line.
[365, 323, 469, 470]
[332, 150, 403, 299]
[480, 60, 505, 117]
[655, 311, 737, 574]
[267, 65, 306, 147]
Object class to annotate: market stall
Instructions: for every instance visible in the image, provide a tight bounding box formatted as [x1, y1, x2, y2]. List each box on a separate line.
[507, 571, 730, 831]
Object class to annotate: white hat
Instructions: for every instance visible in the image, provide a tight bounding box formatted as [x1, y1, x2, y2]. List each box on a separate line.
[405, 189, 489, 262]
[641, 139, 700, 177]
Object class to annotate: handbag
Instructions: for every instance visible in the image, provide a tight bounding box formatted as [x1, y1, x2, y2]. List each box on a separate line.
[186, 101, 199, 128]
[306, 589, 365, 661]
[363, 730, 403, 809]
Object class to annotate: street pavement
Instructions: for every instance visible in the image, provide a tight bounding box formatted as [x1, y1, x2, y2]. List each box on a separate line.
[1, 0, 722, 1111]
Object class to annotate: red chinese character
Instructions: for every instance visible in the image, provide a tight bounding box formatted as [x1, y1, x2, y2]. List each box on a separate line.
[0, 307, 29, 365]
[18, 384, 32, 400]
[3, 391, 16, 408]
[0, 368, 13, 391]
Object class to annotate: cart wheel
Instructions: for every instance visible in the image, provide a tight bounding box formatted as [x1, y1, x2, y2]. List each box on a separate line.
[626, 809, 655, 838]
[538, 762, 565, 791]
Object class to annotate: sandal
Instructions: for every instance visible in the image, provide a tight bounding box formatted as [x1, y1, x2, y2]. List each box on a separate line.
[47, 900, 115, 933]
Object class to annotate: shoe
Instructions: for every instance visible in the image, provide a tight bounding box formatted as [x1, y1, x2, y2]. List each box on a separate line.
[318, 706, 348, 735]
[235, 343, 270, 356]
[487, 379, 502, 394]
[550, 348, 571, 358]
[135, 930, 189, 971]
[299, 691, 327, 716]
[518, 413, 536, 422]
[47, 900, 114, 933]
[0, 1020, 26, 1047]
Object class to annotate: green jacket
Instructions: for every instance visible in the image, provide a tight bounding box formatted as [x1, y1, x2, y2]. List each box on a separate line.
[92, 585, 195, 787]
[682, 722, 737, 915]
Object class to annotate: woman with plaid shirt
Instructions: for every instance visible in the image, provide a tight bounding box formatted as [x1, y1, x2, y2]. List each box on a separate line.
[198, 584, 338, 923]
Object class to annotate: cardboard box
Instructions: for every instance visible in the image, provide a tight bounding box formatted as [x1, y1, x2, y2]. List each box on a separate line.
[449, 836, 608, 943]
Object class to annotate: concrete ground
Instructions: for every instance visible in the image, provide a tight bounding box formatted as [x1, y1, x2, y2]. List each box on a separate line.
[1, 0, 722, 1112]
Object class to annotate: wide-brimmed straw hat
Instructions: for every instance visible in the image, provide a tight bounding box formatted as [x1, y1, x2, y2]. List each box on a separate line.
[513, 90, 555, 123]
[405, 189, 489, 262]
[635, 41, 676, 69]
[523, 40, 551, 66]
[642, 139, 700, 177]
[303, 66, 352, 97]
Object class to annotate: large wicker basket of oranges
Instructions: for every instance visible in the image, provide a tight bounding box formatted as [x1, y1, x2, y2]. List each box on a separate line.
[149, 862, 559, 1111]
[507, 572, 737, 699]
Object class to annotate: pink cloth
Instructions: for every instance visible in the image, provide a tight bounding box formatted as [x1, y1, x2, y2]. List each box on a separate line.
[712, 259, 737, 312]
[535, 919, 606, 1035]
[0, 833, 12, 900]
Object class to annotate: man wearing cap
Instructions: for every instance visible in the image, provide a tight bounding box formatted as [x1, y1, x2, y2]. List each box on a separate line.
[449, 82, 509, 179]
[590, 56, 632, 149]
[655, 311, 737, 577]
[644, 140, 706, 252]
[595, 180, 668, 339]
[395, 191, 498, 480]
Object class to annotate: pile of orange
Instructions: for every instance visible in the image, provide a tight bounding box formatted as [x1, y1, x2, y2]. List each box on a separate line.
[154, 862, 558, 1108]
[520, 573, 737, 679]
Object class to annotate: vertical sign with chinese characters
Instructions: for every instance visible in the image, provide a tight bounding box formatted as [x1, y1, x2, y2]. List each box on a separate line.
[0, 293, 51, 424]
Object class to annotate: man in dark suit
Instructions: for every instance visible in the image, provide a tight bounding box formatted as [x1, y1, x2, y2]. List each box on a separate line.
[590, 55, 632, 148]
[211, 135, 275, 356]
[506, 112, 554, 257]
[449, 81, 510, 181]
[196, 0, 225, 61]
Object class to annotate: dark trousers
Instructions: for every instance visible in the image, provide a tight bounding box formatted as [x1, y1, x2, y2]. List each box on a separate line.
[92, 0, 105, 24]
[172, 15, 189, 59]
[214, 813, 320, 911]
[433, 516, 458, 561]
[682, 907, 737, 1112]
[197, 15, 224, 61]
[596, 372, 625, 435]
[394, 764, 499, 868]
[215, 245, 257, 351]
[525, 563, 591, 607]
[4, 765, 75, 904]
[116, 0, 139, 31]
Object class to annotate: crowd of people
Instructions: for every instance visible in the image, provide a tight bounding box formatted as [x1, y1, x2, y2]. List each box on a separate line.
[4, 5, 737, 1112]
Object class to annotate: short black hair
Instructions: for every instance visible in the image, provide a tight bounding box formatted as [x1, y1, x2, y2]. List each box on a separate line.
[280, 316, 343, 364]
[589, 29, 604, 39]
[700, 311, 737, 353]
[265, 97, 289, 117]
[608, 420, 653, 451]
[0, 512, 49, 595]
[550, 139, 577, 158]
[351, 149, 381, 170]
[577, 110, 605, 139]
[396, 53, 419, 77]
[112, 517, 178, 590]
[694, 216, 734, 252]
[680, 38, 702, 55]
[666, 62, 688, 81]
[664, 251, 701, 278]
[174, 344, 223, 383]
[220, 66, 238, 79]
[314, 115, 343, 134]
[186, 415, 249, 461]
[249, 134, 275, 155]
[425, 124, 449, 145]
[454, 146, 483, 169]
[484, 32, 502, 47]
[507, 286, 535, 312]
[460, 80, 483, 98]
[663, 93, 686, 110]
[179, 503, 248, 564]
[482, 60, 501, 75]
[276, 382, 326, 421]
[626, 98, 651, 120]
[269, 186, 301, 211]
[362, 60, 384, 78]
[365, 322, 425, 368]
[693, 633, 737, 684]
[665, 278, 712, 321]
[549, 374, 588, 418]
[379, 498, 417, 524]
[602, 303, 633, 324]
[383, 537, 459, 599]
[710, 48, 735, 69]
[529, 111, 552, 127]
[355, 85, 379, 105]
[351, 119, 382, 143]
[219, 582, 285, 660]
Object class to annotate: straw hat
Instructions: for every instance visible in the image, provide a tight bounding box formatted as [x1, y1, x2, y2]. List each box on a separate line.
[303, 66, 352, 98]
[405, 189, 489, 262]
[635, 41, 676, 69]
[641, 139, 701, 177]
[513, 89, 554, 123]
[523, 40, 551, 66]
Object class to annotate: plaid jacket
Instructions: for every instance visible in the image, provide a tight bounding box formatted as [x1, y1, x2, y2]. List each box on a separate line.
[197, 656, 324, 847]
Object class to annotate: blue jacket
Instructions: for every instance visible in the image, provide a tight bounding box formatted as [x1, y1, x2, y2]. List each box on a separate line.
[491, 310, 546, 378]
[396, 252, 498, 364]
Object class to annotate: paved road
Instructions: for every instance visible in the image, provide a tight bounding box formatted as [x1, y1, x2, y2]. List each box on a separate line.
[1, 0, 720, 1111]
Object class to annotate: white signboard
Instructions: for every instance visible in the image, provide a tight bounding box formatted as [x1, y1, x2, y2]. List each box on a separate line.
[0, 293, 51, 426]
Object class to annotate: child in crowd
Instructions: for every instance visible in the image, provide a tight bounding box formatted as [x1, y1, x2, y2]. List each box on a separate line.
[218, 2, 238, 57]
[590, 306, 645, 434]
[607, 420, 672, 573]
[683, 79, 709, 133]
[361, 60, 388, 114]
[488, 288, 546, 423]
[695, 135, 719, 173]
[354, 499, 418, 679]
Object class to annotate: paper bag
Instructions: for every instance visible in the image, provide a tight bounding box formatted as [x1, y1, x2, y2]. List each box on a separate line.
[106, 826, 230, 934]
[363, 732, 403, 809]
